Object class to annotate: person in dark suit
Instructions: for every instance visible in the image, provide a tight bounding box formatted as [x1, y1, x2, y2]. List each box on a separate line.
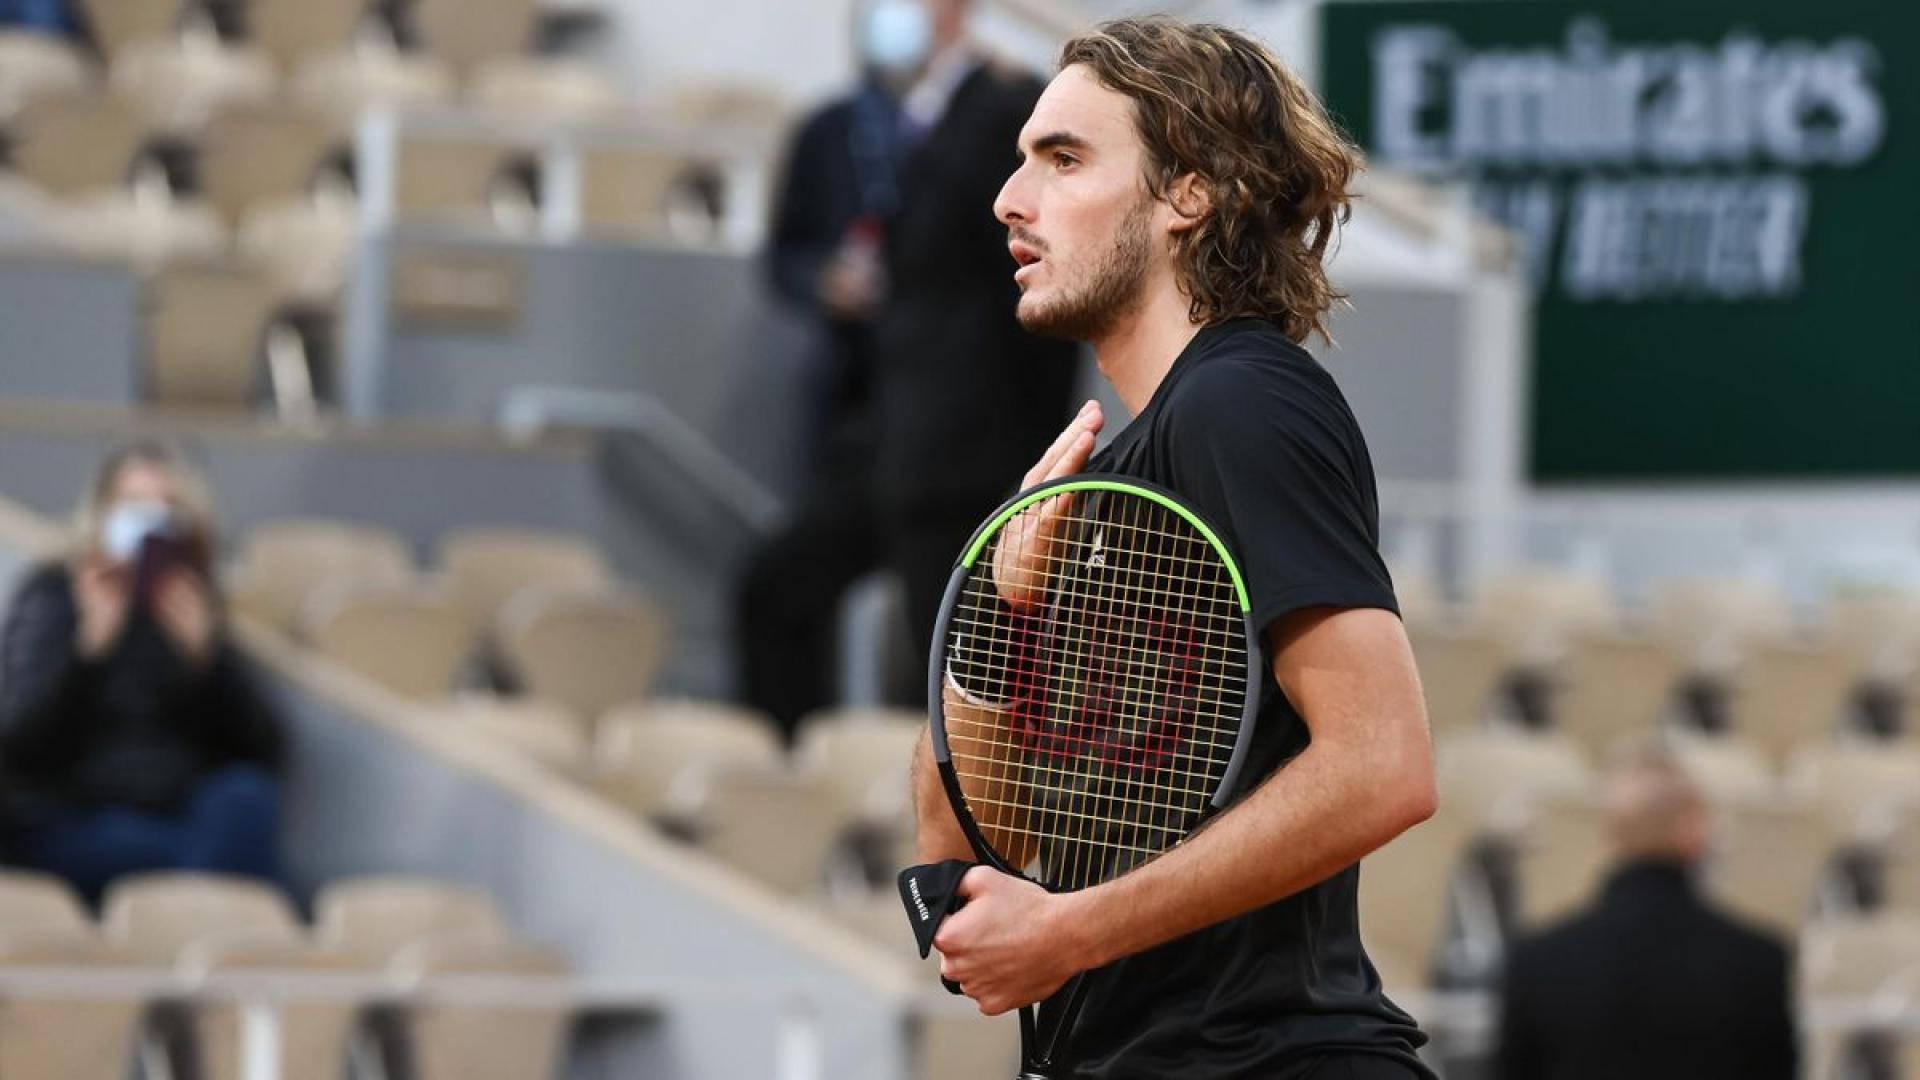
[1498, 742, 1798, 1080]
[871, 0, 1081, 655]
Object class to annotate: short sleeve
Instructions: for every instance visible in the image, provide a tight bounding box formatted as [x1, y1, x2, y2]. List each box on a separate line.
[1162, 356, 1398, 639]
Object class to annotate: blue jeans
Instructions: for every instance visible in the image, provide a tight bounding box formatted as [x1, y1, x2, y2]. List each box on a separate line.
[13, 765, 282, 902]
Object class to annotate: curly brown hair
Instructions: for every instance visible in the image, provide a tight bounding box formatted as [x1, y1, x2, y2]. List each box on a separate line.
[1059, 18, 1362, 343]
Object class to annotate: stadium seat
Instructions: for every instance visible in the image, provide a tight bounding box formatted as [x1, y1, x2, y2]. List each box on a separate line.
[578, 145, 712, 241]
[678, 766, 846, 894]
[0, 927, 145, 1080]
[7, 89, 148, 195]
[228, 517, 414, 633]
[237, 194, 359, 303]
[1883, 807, 1920, 917]
[0, 31, 90, 121]
[197, 103, 343, 226]
[594, 699, 783, 818]
[387, 934, 570, 1080]
[1650, 576, 1794, 673]
[302, 582, 477, 699]
[1704, 799, 1838, 937]
[494, 584, 668, 719]
[410, 0, 536, 72]
[246, 0, 368, 73]
[109, 32, 276, 136]
[1511, 793, 1613, 929]
[1475, 569, 1616, 662]
[917, 1008, 1023, 1080]
[470, 57, 625, 119]
[0, 870, 90, 932]
[1386, 563, 1447, 630]
[1549, 631, 1687, 760]
[47, 187, 228, 271]
[289, 41, 452, 121]
[437, 526, 611, 627]
[1357, 798, 1476, 992]
[1727, 639, 1862, 768]
[74, 0, 186, 63]
[102, 872, 299, 962]
[1434, 727, 1594, 837]
[316, 876, 512, 961]
[442, 695, 589, 776]
[178, 930, 366, 1080]
[795, 708, 923, 886]
[1801, 913, 1920, 996]
[1824, 588, 1920, 684]
[1405, 623, 1508, 738]
[144, 257, 283, 405]
[1786, 741, 1920, 844]
[1665, 730, 1777, 805]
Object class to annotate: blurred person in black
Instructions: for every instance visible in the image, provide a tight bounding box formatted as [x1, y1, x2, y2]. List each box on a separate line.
[872, 0, 1079, 657]
[735, 0, 918, 737]
[0, 441, 285, 903]
[1498, 742, 1796, 1080]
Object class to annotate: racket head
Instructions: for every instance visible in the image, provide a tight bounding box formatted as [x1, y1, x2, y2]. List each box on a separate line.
[927, 476, 1261, 892]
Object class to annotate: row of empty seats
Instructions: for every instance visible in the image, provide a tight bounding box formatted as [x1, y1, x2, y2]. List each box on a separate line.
[0, 869, 568, 1080]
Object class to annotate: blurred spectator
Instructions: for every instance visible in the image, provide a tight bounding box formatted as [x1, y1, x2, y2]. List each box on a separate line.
[0, 441, 285, 903]
[735, 1, 914, 738]
[1497, 743, 1796, 1080]
[870, 0, 1078, 655]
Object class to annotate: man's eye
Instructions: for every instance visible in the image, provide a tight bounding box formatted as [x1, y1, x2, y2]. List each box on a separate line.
[1053, 153, 1077, 168]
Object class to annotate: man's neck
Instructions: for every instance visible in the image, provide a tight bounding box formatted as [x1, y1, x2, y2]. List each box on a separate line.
[1091, 285, 1205, 415]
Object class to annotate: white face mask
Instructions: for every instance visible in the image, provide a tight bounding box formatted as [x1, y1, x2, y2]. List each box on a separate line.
[862, 0, 934, 77]
[100, 499, 174, 563]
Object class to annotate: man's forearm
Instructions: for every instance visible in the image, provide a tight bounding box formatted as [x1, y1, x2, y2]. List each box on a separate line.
[1057, 730, 1435, 970]
[912, 729, 974, 863]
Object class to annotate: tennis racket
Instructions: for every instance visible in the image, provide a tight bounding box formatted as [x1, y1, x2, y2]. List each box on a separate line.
[927, 476, 1261, 1079]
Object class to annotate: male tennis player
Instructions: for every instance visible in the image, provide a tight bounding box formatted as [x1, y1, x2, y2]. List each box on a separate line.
[910, 17, 1439, 1078]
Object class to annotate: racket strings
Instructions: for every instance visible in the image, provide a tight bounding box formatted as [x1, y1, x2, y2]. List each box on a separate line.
[943, 490, 1249, 892]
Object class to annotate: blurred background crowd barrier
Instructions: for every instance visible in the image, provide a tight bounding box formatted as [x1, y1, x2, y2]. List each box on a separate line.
[0, 0, 1912, 1077]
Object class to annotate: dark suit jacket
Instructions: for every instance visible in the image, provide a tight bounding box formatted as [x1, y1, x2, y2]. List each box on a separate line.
[874, 61, 1080, 517]
[1498, 859, 1798, 1080]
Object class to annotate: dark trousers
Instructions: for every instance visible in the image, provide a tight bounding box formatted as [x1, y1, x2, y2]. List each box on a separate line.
[12, 764, 282, 903]
[1278, 1053, 1435, 1080]
[885, 502, 996, 679]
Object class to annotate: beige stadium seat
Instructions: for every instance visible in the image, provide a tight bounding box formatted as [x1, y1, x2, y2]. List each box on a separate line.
[247, 0, 368, 72]
[289, 42, 451, 121]
[8, 89, 147, 195]
[101, 872, 298, 962]
[228, 517, 414, 633]
[917, 1007, 1023, 1080]
[1548, 631, 1686, 760]
[75, 0, 184, 62]
[1884, 807, 1920, 916]
[1434, 728, 1594, 838]
[0, 31, 89, 121]
[1704, 799, 1837, 937]
[179, 931, 366, 1080]
[579, 145, 712, 240]
[594, 699, 783, 817]
[389, 934, 569, 1080]
[109, 33, 276, 135]
[438, 527, 611, 627]
[1387, 563, 1446, 630]
[237, 194, 358, 304]
[315, 876, 511, 961]
[1786, 741, 1920, 843]
[1801, 913, 1920, 997]
[393, 132, 531, 230]
[1650, 577, 1793, 671]
[495, 585, 668, 719]
[681, 766, 846, 894]
[411, 0, 536, 71]
[470, 57, 624, 118]
[0, 870, 89, 932]
[301, 582, 477, 700]
[144, 258, 284, 406]
[0, 928, 145, 1080]
[1729, 640, 1867, 769]
[1476, 569, 1616, 662]
[1406, 624, 1507, 738]
[1512, 794, 1614, 929]
[795, 707, 923, 822]
[198, 104, 343, 226]
[1665, 731, 1777, 806]
[1824, 588, 1920, 683]
[1358, 802, 1476, 993]
[47, 187, 228, 271]
[441, 696, 589, 775]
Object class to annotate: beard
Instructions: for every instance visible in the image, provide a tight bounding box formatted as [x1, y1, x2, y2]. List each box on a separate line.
[1015, 194, 1154, 342]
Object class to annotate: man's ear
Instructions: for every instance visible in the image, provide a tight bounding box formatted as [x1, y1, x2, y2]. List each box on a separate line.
[1164, 173, 1212, 234]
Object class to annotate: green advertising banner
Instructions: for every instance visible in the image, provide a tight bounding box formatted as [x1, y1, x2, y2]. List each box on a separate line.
[1319, 2, 1917, 481]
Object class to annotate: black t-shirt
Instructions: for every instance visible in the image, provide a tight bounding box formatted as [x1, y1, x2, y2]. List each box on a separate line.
[1063, 317, 1433, 1077]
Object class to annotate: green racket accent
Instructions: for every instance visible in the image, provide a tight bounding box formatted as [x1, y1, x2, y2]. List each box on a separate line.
[961, 478, 1252, 613]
